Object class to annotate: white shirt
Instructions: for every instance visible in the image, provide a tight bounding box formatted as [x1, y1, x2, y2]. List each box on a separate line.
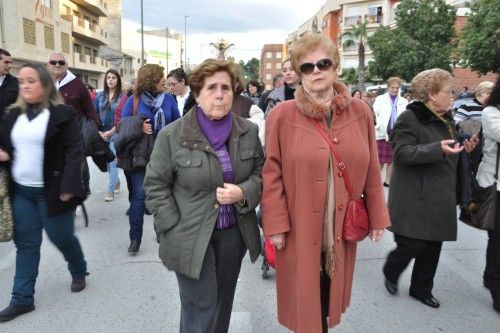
[0, 75, 6, 87]
[176, 87, 191, 116]
[11, 109, 50, 187]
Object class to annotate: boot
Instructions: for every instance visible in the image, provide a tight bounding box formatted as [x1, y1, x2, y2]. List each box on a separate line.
[0, 304, 35, 322]
[71, 272, 89, 293]
[128, 239, 140, 254]
[114, 180, 121, 194]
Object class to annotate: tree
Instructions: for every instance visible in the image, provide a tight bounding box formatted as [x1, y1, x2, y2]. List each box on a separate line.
[339, 68, 358, 86]
[243, 58, 260, 80]
[368, 0, 456, 81]
[458, 0, 500, 75]
[341, 22, 368, 90]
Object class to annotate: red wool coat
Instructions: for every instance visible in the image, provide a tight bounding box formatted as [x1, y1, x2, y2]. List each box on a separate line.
[262, 82, 390, 332]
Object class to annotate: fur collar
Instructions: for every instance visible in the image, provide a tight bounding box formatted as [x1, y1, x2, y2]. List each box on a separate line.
[407, 101, 454, 124]
[294, 81, 352, 120]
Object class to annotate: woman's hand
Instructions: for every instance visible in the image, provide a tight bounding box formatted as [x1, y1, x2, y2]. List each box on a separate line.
[270, 233, 285, 250]
[463, 134, 480, 153]
[0, 148, 10, 162]
[59, 193, 74, 202]
[99, 131, 111, 140]
[142, 119, 153, 135]
[216, 183, 244, 205]
[441, 139, 464, 155]
[370, 229, 384, 242]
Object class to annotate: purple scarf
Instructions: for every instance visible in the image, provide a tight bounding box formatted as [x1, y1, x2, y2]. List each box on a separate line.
[197, 107, 236, 229]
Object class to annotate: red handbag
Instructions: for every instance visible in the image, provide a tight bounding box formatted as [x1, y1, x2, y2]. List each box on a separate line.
[264, 238, 276, 268]
[312, 120, 370, 242]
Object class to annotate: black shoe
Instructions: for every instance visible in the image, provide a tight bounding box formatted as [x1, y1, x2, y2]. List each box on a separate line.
[125, 208, 129, 216]
[128, 240, 140, 254]
[0, 304, 35, 322]
[71, 272, 89, 293]
[494, 302, 500, 314]
[383, 182, 390, 188]
[410, 294, 440, 308]
[484, 278, 491, 290]
[145, 208, 152, 216]
[384, 278, 398, 295]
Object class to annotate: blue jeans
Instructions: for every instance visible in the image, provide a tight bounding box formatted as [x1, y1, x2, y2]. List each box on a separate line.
[10, 184, 87, 306]
[107, 137, 119, 193]
[128, 169, 145, 242]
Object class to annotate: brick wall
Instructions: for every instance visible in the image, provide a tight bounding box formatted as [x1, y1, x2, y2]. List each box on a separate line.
[451, 67, 497, 94]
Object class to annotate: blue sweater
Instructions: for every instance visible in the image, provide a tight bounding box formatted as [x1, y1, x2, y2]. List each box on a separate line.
[121, 93, 180, 134]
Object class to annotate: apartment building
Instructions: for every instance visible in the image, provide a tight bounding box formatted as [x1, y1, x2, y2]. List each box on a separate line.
[259, 44, 286, 90]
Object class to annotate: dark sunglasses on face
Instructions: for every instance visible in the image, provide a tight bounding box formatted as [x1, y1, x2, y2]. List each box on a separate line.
[49, 60, 66, 66]
[299, 58, 334, 75]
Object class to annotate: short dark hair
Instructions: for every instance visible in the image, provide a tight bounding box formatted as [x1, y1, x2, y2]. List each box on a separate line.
[0, 48, 11, 59]
[272, 74, 283, 85]
[188, 59, 237, 97]
[167, 68, 188, 85]
[246, 79, 260, 93]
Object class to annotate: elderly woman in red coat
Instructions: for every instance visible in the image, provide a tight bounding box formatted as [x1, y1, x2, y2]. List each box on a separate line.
[261, 34, 390, 332]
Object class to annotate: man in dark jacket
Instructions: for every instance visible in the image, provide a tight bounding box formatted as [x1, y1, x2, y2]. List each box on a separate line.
[0, 49, 19, 118]
[47, 52, 98, 195]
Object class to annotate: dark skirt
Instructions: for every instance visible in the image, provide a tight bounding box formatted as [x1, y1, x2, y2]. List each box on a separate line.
[377, 139, 393, 164]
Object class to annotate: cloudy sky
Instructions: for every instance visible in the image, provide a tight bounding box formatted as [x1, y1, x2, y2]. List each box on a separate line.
[121, 0, 327, 64]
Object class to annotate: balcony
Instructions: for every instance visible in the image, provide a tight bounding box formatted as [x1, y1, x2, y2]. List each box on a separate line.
[71, 15, 107, 45]
[73, 52, 108, 73]
[70, 0, 108, 17]
[365, 13, 383, 25]
[344, 15, 361, 27]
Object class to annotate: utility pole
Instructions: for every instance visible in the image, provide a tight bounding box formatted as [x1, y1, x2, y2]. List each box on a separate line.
[165, 27, 169, 73]
[184, 15, 189, 71]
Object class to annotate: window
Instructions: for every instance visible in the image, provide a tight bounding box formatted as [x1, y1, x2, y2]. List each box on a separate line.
[266, 52, 272, 58]
[23, 18, 36, 45]
[343, 59, 357, 68]
[276, 62, 282, 70]
[61, 32, 70, 54]
[44, 25, 55, 50]
[345, 6, 361, 26]
[265, 74, 271, 80]
[275, 51, 282, 59]
[367, 5, 383, 23]
[41, 0, 51, 8]
[266, 63, 271, 69]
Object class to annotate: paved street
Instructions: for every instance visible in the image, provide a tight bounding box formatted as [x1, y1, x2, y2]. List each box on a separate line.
[0, 160, 499, 332]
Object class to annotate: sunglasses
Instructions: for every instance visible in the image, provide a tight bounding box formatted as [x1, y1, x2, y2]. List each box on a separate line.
[299, 58, 334, 74]
[49, 60, 66, 66]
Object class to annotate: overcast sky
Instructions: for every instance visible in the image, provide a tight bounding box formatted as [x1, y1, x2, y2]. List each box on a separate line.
[121, 0, 327, 64]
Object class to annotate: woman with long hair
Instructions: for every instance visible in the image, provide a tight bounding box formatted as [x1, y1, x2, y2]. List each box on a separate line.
[93, 69, 126, 201]
[0, 63, 87, 321]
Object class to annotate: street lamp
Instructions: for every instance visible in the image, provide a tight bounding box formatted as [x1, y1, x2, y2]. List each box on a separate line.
[184, 15, 189, 71]
[140, 0, 144, 65]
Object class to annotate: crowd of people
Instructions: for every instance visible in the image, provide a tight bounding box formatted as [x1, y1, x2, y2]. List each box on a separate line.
[0, 38, 499, 332]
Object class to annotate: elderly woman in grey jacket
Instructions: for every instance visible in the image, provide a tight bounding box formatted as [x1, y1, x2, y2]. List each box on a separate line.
[144, 59, 263, 333]
[382, 68, 478, 309]
[476, 77, 500, 313]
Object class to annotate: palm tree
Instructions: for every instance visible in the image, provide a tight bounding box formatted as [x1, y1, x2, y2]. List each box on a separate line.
[341, 22, 368, 91]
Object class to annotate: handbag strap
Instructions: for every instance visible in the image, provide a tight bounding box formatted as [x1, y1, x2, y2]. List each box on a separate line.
[495, 142, 500, 182]
[312, 120, 355, 198]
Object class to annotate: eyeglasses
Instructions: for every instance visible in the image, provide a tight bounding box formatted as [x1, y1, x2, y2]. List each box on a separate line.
[49, 60, 66, 66]
[299, 58, 334, 75]
[167, 81, 180, 88]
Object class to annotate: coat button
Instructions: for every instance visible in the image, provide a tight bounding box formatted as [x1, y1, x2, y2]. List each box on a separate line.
[337, 236, 341, 242]
[194, 143, 198, 148]
[338, 204, 344, 211]
[214, 204, 219, 209]
[205, 145, 210, 150]
[332, 138, 339, 144]
[337, 171, 343, 177]
[335, 110, 341, 115]
[186, 160, 191, 165]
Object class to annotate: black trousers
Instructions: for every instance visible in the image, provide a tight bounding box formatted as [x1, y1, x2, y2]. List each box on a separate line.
[175, 225, 247, 333]
[383, 234, 443, 298]
[487, 194, 500, 305]
[320, 253, 331, 333]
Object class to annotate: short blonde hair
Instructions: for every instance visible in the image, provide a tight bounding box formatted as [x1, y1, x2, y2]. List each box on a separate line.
[411, 68, 452, 103]
[290, 34, 340, 76]
[387, 77, 403, 87]
[475, 81, 495, 98]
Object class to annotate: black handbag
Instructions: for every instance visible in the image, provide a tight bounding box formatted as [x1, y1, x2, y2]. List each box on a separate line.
[464, 143, 499, 231]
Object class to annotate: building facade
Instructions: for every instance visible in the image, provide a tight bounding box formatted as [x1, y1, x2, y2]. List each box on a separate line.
[259, 44, 285, 90]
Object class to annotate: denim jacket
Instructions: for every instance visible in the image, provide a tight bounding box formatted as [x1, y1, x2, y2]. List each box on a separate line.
[93, 91, 123, 131]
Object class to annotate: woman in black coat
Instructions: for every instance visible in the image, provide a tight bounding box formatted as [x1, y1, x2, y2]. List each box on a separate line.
[0, 63, 87, 322]
[382, 68, 478, 309]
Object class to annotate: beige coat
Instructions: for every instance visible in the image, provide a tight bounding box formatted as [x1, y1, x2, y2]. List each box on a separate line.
[262, 82, 390, 332]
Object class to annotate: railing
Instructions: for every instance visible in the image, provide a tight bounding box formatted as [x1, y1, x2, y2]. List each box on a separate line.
[79, 53, 85, 62]
[365, 13, 383, 24]
[344, 15, 361, 26]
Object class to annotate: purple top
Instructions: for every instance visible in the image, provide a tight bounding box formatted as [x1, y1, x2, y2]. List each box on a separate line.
[197, 108, 236, 229]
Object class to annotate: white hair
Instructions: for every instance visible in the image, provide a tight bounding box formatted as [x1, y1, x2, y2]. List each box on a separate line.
[47, 52, 66, 62]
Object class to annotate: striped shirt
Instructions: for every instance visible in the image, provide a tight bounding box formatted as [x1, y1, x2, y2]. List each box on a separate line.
[454, 98, 485, 123]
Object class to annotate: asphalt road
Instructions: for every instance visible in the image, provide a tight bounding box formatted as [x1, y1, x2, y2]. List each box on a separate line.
[0, 161, 498, 332]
